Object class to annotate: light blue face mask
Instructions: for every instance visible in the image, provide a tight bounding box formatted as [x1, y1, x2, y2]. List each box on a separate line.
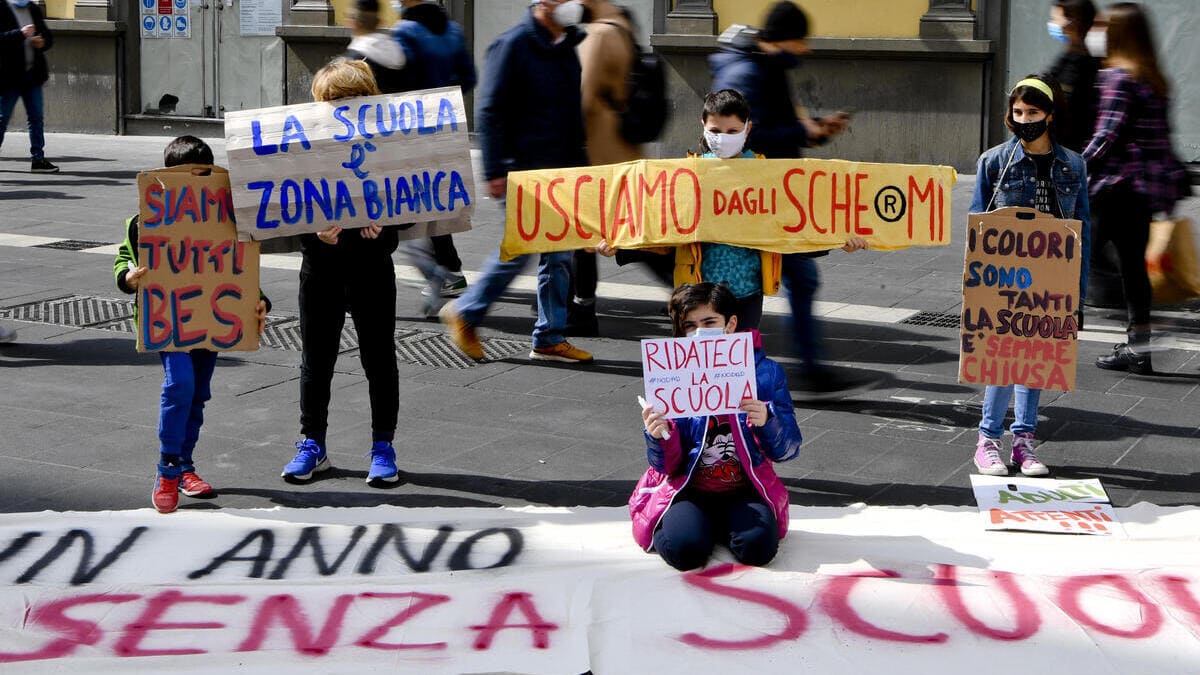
[687, 326, 728, 338]
[11, 0, 32, 6]
[1046, 21, 1069, 44]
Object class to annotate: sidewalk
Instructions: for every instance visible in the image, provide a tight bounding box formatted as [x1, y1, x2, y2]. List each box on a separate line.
[1, 133, 1198, 513]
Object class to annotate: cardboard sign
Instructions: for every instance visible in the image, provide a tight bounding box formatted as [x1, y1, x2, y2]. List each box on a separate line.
[641, 332, 756, 419]
[136, 165, 261, 352]
[224, 86, 475, 241]
[500, 158, 957, 260]
[970, 475, 1118, 536]
[959, 207, 1082, 391]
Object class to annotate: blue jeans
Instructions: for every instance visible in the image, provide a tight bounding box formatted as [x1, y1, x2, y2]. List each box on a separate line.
[455, 228, 570, 349]
[780, 254, 823, 373]
[158, 350, 218, 476]
[0, 83, 46, 160]
[979, 385, 1041, 438]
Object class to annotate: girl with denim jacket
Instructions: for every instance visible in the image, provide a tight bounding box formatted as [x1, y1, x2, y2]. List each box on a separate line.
[968, 75, 1091, 477]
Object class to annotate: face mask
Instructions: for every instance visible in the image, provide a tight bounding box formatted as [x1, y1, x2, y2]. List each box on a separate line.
[1046, 22, 1069, 44]
[11, 0, 31, 6]
[551, 0, 585, 28]
[1085, 30, 1106, 57]
[686, 326, 727, 338]
[703, 128, 748, 159]
[1011, 118, 1049, 143]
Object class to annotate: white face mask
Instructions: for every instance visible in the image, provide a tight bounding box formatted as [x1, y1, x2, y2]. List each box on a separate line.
[1085, 30, 1107, 57]
[551, 0, 585, 28]
[391, 0, 402, 14]
[703, 128, 748, 159]
[686, 326, 727, 338]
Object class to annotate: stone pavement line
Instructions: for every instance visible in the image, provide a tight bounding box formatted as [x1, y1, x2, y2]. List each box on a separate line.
[3, 231, 1197, 350]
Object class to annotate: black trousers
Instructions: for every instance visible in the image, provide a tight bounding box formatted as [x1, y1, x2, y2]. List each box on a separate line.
[431, 234, 462, 274]
[298, 251, 398, 444]
[1091, 184, 1152, 328]
[571, 249, 599, 301]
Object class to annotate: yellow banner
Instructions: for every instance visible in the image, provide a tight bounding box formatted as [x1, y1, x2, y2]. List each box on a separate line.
[500, 158, 957, 260]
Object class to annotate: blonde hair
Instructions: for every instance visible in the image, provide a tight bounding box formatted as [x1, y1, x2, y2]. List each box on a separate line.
[311, 59, 381, 102]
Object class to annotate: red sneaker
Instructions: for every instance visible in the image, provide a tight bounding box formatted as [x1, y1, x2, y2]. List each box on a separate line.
[180, 471, 215, 497]
[152, 476, 180, 514]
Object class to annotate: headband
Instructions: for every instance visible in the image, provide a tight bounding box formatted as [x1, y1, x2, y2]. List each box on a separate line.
[1012, 78, 1054, 101]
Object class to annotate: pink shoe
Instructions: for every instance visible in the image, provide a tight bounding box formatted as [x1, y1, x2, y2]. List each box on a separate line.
[973, 435, 1007, 476]
[1011, 433, 1049, 476]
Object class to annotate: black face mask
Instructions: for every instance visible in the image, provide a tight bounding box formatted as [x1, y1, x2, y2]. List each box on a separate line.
[1011, 118, 1048, 143]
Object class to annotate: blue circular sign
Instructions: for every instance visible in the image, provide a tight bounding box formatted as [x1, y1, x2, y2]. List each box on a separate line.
[159, 15, 171, 31]
[174, 15, 187, 32]
[142, 0, 154, 9]
[174, 0, 186, 9]
[142, 15, 156, 31]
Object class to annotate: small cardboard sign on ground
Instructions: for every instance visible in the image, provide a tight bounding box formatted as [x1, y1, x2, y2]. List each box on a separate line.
[224, 86, 475, 241]
[641, 332, 756, 419]
[136, 165, 261, 352]
[969, 475, 1118, 536]
[960, 207, 1083, 391]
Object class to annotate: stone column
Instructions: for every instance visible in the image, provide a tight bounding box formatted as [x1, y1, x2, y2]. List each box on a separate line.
[665, 0, 716, 35]
[287, 0, 334, 27]
[920, 0, 975, 40]
[71, 0, 112, 21]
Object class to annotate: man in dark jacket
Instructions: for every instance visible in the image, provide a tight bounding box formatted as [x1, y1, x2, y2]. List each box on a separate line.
[710, 1, 866, 397]
[0, 0, 57, 173]
[1047, 0, 1100, 153]
[344, 0, 407, 94]
[393, 0, 477, 310]
[439, 0, 594, 365]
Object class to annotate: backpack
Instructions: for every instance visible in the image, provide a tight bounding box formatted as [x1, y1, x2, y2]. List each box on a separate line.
[600, 19, 668, 145]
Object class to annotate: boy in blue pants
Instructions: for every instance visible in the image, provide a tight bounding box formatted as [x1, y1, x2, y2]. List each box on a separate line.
[114, 136, 269, 513]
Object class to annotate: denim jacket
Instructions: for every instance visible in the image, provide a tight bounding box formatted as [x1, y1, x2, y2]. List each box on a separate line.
[969, 137, 1092, 300]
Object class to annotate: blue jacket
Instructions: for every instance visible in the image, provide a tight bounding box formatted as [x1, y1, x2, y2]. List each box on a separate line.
[392, 2, 476, 93]
[969, 136, 1092, 300]
[476, 10, 588, 180]
[709, 26, 811, 161]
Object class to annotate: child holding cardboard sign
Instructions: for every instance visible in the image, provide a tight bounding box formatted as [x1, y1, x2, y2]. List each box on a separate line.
[115, 136, 270, 514]
[630, 282, 802, 571]
[968, 75, 1091, 477]
[280, 59, 403, 488]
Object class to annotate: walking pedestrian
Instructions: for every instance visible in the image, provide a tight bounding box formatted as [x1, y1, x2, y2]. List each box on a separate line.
[968, 75, 1091, 478]
[568, 0, 645, 337]
[393, 0, 476, 315]
[439, 0, 593, 364]
[709, 1, 866, 397]
[1046, 0, 1101, 154]
[0, 0, 58, 173]
[343, 0, 407, 94]
[1084, 2, 1191, 375]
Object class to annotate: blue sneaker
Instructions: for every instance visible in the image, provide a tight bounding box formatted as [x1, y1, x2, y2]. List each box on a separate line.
[366, 441, 399, 487]
[282, 438, 331, 483]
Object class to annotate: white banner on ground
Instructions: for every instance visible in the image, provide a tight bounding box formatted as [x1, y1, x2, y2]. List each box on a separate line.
[970, 475, 1117, 535]
[1, 505, 1198, 674]
[224, 87, 475, 241]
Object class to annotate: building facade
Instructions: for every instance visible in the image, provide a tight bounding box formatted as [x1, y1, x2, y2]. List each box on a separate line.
[15, 0, 1200, 173]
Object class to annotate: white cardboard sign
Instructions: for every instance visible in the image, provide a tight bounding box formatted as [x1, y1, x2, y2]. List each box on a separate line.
[970, 475, 1119, 535]
[641, 332, 756, 419]
[224, 87, 475, 241]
